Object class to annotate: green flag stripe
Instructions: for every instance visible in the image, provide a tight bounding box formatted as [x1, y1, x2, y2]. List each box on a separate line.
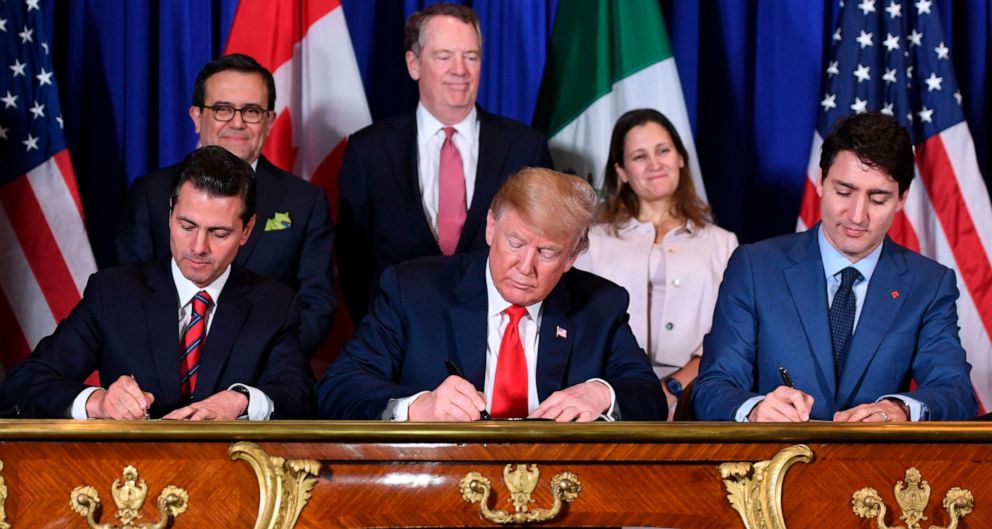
[533, 0, 674, 136]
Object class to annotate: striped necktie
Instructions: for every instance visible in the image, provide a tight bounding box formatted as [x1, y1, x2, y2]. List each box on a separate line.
[180, 291, 213, 399]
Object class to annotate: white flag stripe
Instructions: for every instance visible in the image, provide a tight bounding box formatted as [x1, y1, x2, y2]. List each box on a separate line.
[26, 158, 96, 295]
[0, 203, 58, 349]
[548, 59, 705, 197]
[938, 123, 992, 261]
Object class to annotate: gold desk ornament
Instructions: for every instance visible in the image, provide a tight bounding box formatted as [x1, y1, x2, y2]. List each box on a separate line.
[0, 460, 10, 529]
[68, 465, 188, 529]
[228, 441, 321, 529]
[459, 464, 581, 525]
[719, 444, 813, 529]
[851, 467, 973, 529]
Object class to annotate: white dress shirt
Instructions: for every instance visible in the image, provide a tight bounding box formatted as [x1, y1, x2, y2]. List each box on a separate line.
[416, 103, 480, 238]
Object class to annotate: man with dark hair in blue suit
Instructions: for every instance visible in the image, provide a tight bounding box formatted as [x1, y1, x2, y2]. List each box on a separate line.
[1, 146, 313, 420]
[116, 53, 335, 357]
[337, 3, 553, 326]
[318, 167, 665, 421]
[693, 112, 976, 422]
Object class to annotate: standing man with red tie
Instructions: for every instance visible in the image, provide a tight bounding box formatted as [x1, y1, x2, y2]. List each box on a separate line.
[317, 168, 666, 422]
[337, 3, 553, 326]
[0, 146, 313, 420]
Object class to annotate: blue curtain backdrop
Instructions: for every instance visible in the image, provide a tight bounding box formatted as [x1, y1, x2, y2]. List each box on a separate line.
[45, 0, 992, 267]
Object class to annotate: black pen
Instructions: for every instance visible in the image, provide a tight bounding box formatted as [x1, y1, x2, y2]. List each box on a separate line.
[444, 360, 491, 420]
[778, 367, 795, 389]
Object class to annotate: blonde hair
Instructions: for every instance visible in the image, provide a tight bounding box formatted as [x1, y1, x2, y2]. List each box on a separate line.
[490, 167, 597, 255]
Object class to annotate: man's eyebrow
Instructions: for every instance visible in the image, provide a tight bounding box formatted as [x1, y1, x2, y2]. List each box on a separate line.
[867, 189, 894, 196]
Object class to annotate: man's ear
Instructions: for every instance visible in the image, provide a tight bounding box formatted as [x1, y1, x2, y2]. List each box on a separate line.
[405, 51, 421, 81]
[815, 169, 824, 198]
[240, 214, 257, 246]
[485, 209, 495, 247]
[189, 106, 202, 135]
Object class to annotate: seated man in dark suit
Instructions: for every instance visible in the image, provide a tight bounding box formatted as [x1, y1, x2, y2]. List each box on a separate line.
[693, 112, 976, 422]
[0, 146, 313, 420]
[337, 3, 553, 325]
[318, 167, 666, 421]
[116, 53, 334, 357]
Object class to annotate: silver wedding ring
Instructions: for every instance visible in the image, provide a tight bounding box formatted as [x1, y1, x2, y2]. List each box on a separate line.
[873, 410, 890, 422]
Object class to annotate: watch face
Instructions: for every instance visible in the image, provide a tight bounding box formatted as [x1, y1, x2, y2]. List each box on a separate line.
[665, 377, 683, 397]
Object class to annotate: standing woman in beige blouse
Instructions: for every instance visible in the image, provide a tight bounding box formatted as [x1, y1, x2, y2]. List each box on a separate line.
[574, 109, 738, 419]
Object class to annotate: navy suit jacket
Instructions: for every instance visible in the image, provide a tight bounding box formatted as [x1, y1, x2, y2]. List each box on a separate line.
[316, 253, 667, 421]
[693, 226, 976, 421]
[0, 260, 314, 419]
[336, 107, 553, 325]
[116, 155, 335, 356]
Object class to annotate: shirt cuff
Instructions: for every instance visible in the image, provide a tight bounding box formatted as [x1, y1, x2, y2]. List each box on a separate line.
[71, 387, 102, 419]
[382, 391, 430, 421]
[229, 384, 274, 420]
[877, 394, 928, 421]
[735, 396, 765, 422]
[586, 378, 617, 421]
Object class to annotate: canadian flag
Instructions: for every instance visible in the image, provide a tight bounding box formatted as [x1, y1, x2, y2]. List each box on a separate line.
[225, 0, 372, 371]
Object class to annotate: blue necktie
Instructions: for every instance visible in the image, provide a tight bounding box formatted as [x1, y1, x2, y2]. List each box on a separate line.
[830, 267, 862, 382]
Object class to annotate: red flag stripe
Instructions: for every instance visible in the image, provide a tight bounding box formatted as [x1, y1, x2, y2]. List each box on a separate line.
[224, 0, 337, 71]
[53, 150, 85, 219]
[915, 134, 992, 339]
[0, 176, 81, 323]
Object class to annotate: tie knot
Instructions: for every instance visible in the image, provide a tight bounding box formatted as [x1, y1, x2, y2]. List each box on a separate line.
[191, 291, 213, 313]
[839, 267, 862, 288]
[504, 305, 527, 323]
[443, 126, 456, 141]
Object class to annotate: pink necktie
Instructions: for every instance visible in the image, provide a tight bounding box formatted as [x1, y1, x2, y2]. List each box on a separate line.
[437, 126, 467, 256]
[491, 305, 529, 418]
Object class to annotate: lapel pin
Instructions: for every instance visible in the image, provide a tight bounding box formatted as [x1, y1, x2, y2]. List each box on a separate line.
[891, 290, 900, 299]
[555, 326, 567, 339]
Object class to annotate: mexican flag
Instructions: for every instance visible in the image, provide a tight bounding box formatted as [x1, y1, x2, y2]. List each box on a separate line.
[533, 0, 704, 199]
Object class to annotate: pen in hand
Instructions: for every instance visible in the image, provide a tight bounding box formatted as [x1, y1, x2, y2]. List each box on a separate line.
[130, 374, 151, 419]
[778, 367, 795, 389]
[444, 360, 491, 420]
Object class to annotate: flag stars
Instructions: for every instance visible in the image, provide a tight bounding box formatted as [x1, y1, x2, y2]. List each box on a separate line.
[833, 28, 843, 42]
[881, 102, 895, 115]
[29, 101, 45, 119]
[859, 0, 876, 14]
[56, 115, 64, 129]
[856, 30, 874, 49]
[41, 41, 48, 55]
[18, 25, 32, 44]
[826, 61, 839, 76]
[883, 68, 897, 84]
[908, 29, 923, 46]
[36, 67, 53, 87]
[906, 65, 914, 79]
[883, 33, 900, 51]
[0, 17, 7, 32]
[915, 0, 932, 14]
[821, 93, 837, 111]
[934, 41, 949, 60]
[0, 124, 8, 141]
[917, 106, 933, 123]
[26, 0, 41, 11]
[23, 134, 39, 152]
[924, 72, 943, 91]
[954, 91, 963, 105]
[853, 63, 871, 83]
[9, 59, 26, 77]
[851, 97, 868, 113]
[885, 1, 902, 17]
[1, 91, 17, 109]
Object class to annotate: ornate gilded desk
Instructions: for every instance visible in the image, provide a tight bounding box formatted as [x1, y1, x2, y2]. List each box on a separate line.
[0, 420, 986, 528]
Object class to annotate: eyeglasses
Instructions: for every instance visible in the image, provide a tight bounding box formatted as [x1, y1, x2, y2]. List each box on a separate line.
[200, 104, 269, 124]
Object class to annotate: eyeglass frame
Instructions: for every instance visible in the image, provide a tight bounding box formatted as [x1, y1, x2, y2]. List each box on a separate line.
[199, 103, 272, 124]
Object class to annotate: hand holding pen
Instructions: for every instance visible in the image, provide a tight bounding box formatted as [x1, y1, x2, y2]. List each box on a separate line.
[745, 366, 814, 422]
[405, 361, 490, 421]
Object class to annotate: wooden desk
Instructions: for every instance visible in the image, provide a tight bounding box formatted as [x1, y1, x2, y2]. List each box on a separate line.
[0, 420, 987, 528]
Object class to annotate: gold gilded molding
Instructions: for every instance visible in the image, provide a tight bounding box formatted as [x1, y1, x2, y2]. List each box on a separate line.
[69, 465, 188, 529]
[0, 460, 10, 529]
[851, 467, 973, 529]
[459, 464, 581, 524]
[228, 441, 321, 529]
[720, 444, 813, 529]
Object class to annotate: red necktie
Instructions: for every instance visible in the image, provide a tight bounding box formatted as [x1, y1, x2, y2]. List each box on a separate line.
[437, 126, 467, 256]
[180, 291, 212, 399]
[491, 305, 529, 418]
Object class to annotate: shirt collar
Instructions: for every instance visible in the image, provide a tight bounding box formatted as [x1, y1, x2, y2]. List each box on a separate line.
[170, 258, 232, 308]
[416, 102, 478, 142]
[485, 258, 543, 321]
[817, 224, 882, 283]
[617, 217, 694, 236]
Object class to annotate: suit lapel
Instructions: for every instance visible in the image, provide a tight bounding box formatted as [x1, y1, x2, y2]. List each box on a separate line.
[460, 109, 508, 252]
[535, 281, 573, 402]
[837, 240, 908, 407]
[395, 113, 443, 254]
[144, 260, 183, 406]
[237, 157, 289, 264]
[783, 229, 837, 403]
[193, 267, 251, 398]
[447, 255, 488, 388]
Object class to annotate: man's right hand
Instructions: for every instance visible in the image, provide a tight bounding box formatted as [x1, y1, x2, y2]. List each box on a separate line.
[408, 375, 486, 421]
[747, 386, 814, 422]
[85, 375, 155, 420]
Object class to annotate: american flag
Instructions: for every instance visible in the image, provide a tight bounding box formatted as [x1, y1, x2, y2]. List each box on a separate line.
[798, 0, 992, 408]
[0, 1, 96, 368]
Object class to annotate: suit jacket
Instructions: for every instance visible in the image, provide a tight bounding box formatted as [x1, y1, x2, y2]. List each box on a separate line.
[0, 260, 314, 419]
[336, 107, 553, 325]
[116, 155, 335, 356]
[692, 226, 976, 421]
[316, 252, 667, 420]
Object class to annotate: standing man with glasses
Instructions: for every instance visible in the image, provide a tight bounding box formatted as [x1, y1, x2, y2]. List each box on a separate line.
[117, 54, 335, 357]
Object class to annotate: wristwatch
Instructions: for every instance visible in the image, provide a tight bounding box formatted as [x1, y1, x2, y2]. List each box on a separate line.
[230, 385, 251, 417]
[663, 377, 684, 398]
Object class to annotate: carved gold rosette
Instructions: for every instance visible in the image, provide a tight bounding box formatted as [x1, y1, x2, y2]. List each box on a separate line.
[228, 441, 321, 529]
[851, 467, 973, 529]
[459, 464, 581, 524]
[69, 465, 188, 529]
[720, 444, 813, 529]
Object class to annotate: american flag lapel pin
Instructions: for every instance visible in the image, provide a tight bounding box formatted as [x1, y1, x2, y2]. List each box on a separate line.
[556, 326, 567, 339]
[891, 290, 900, 299]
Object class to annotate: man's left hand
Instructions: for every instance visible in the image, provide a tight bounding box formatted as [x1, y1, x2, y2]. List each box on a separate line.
[833, 399, 909, 422]
[162, 390, 248, 420]
[529, 381, 611, 422]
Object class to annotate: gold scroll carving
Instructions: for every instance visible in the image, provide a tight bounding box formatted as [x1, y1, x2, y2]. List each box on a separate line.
[851, 467, 973, 529]
[228, 441, 321, 529]
[459, 464, 581, 524]
[720, 444, 813, 529]
[68, 465, 188, 529]
[0, 460, 10, 529]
